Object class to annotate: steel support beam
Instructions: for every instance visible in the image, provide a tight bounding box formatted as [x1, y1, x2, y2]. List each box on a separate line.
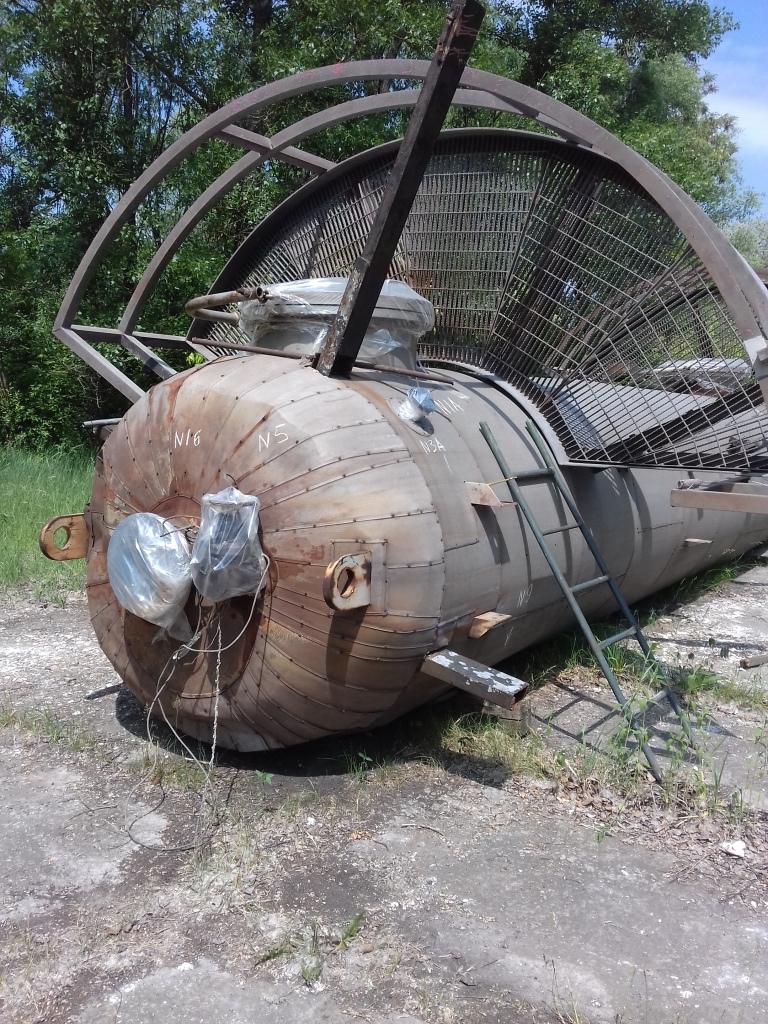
[670, 485, 768, 514]
[217, 125, 336, 174]
[314, 0, 485, 377]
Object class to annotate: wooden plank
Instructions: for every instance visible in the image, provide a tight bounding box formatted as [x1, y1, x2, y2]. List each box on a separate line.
[422, 649, 527, 709]
[671, 488, 768, 514]
[468, 611, 512, 638]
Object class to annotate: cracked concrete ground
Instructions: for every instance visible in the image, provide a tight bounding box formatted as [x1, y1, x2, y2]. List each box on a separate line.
[1, 571, 767, 1024]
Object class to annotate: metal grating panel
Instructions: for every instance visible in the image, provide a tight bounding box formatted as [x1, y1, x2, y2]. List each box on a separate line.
[200, 131, 768, 471]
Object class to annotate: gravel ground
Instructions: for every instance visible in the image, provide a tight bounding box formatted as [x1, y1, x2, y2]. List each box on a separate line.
[1, 572, 767, 1024]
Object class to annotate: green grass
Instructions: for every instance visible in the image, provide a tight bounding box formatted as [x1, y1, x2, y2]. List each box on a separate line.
[0, 446, 94, 593]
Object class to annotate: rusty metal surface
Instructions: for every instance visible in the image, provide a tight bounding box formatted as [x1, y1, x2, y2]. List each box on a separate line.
[465, 481, 505, 507]
[322, 553, 372, 611]
[88, 355, 445, 749]
[39, 514, 89, 561]
[468, 611, 512, 638]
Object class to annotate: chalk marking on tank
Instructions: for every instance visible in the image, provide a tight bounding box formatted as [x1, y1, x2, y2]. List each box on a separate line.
[433, 396, 465, 416]
[173, 429, 201, 448]
[257, 424, 289, 451]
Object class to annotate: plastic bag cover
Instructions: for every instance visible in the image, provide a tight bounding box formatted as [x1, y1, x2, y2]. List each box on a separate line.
[398, 387, 436, 421]
[238, 278, 435, 369]
[107, 513, 192, 637]
[190, 486, 266, 602]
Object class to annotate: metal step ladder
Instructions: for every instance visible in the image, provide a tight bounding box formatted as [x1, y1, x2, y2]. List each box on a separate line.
[479, 418, 695, 783]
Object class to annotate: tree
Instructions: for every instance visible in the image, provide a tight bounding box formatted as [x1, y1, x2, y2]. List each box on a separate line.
[726, 219, 768, 269]
[0, 0, 758, 447]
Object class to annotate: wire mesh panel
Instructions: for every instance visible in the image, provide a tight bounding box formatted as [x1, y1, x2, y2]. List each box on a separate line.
[199, 130, 768, 472]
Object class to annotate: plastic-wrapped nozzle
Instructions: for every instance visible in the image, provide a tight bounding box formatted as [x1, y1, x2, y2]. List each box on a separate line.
[190, 486, 267, 602]
[106, 513, 193, 640]
[397, 387, 436, 422]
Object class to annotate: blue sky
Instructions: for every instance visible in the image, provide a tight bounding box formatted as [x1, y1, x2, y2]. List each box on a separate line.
[702, 0, 768, 215]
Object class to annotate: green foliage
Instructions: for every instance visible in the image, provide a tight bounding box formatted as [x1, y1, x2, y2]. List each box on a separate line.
[726, 219, 768, 268]
[0, 0, 756, 446]
[0, 446, 93, 592]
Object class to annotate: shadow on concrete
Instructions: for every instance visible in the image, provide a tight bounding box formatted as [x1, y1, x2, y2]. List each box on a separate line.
[114, 685, 512, 789]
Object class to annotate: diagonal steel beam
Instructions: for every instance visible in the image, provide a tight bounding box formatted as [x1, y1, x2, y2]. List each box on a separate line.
[314, 0, 485, 377]
[217, 125, 336, 174]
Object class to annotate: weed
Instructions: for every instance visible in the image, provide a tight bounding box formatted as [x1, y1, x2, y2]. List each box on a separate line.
[0, 702, 17, 728]
[709, 680, 768, 712]
[342, 750, 374, 781]
[675, 665, 719, 698]
[137, 747, 211, 792]
[254, 938, 294, 966]
[299, 958, 323, 986]
[336, 911, 365, 951]
[0, 704, 94, 754]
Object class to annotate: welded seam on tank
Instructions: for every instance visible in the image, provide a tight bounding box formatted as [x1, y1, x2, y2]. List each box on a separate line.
[243, 443, 410, 502]
[170, 368, 286, 493]
[100, 491, 143, 517]
[246, 682, 337, 741]
[145, 386, 177, 498]
[100, 455, 144, 515]
[256, 640, 403, 704]
[268, 593, 438, 653]
[119, 417, 168, 506]
[227, 674, 311, 743]
[272, 591, 438, 623]
[182, 359, 323, 459]
[258, 637, 397, 719]
[233, 416, 397, 489]
[273, 556, 443, 570]
[258, 455, 415, 512]
[254, 448, 410, 503]
[261, 508, 434, 532]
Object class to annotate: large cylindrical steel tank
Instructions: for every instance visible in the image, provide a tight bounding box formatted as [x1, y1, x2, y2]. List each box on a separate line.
[86, 352, 768, 750]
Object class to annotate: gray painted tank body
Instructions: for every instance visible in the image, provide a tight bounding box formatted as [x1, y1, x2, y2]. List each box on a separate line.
[353, 367, 766, 669]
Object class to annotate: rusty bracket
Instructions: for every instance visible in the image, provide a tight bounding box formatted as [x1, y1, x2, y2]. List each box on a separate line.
[323, 552, 372, 611]
[39, 514, 89, 561]
[314, 0, 485, 378]
[465, 481, 516, 507]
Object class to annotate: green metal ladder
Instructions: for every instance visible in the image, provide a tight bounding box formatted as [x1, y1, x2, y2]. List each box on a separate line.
[479, 418, 695, 783]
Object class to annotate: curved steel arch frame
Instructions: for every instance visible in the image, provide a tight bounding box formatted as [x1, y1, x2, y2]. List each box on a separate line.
[55, 58, 768, 405]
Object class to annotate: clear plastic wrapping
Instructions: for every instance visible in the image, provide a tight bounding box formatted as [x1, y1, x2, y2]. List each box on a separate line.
[107, 513, 192, 640]
[397, 387, 436, 422]
[238, 278, 434, 369]
[190, 486, 267, 602]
